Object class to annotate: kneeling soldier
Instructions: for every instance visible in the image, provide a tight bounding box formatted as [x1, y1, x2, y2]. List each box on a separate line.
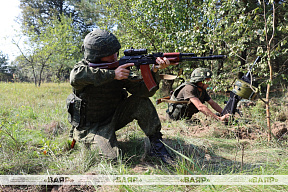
[67, 29, 174, 164]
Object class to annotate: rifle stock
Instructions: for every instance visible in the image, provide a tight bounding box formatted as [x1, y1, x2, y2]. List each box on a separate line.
[89, 61, 119, 69]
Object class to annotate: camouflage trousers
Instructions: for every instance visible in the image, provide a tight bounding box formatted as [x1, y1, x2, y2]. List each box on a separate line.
[70, 95, 161, 159]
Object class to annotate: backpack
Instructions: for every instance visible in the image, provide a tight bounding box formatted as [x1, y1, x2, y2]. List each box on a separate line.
[166, 82, 196, 120]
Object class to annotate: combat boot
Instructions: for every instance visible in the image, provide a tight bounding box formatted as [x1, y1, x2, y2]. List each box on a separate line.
[148, 132, 175, 165]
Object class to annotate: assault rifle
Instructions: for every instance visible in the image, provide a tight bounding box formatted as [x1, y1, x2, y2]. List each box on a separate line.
[221, 56, 261, 116]
[89, 48, 226, 91]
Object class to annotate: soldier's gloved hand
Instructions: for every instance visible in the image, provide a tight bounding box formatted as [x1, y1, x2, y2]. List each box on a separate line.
[114, 63, 134, 80]
[152, 57, 170, 72]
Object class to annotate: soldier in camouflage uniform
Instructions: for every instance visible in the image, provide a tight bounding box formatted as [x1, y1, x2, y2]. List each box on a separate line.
[67, 29, 174, 164]
[167, 68, 230, 121]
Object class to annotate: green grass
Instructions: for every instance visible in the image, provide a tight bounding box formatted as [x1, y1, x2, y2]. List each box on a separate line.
[0, 82, 288, 191]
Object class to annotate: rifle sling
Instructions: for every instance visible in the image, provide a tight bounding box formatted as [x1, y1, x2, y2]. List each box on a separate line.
[156, 97, 189, 105]
[160, 99, 189, 104]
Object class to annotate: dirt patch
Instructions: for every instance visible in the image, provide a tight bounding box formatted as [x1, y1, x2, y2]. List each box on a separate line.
[187, 124, 212, 137]
[165, 119, 288, 141]
[0, 185, 118, 192]
[196, 125, 262, 140]
[191, 120, 288, 141]
[232, 126, 263, 140]
[160, 108, 288, 141]
[51, 185, 100, 192]
[0, 186, 44, 192]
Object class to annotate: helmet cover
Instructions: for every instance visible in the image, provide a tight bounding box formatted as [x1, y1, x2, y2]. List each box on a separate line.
[190, 68, 213, 83]
[83, 29, 121, 62]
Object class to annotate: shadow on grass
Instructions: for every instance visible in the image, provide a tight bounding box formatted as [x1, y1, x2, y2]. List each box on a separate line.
[117, 137, 258, 175]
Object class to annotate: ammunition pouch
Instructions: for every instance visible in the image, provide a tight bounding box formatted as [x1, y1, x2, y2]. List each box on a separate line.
[66, 93, 85, 127]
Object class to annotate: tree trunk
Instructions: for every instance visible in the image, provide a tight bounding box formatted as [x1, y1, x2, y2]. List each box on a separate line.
[264, 0, 275, 142]
[32, 66, 37, 87]
[266, 56, 273, 141]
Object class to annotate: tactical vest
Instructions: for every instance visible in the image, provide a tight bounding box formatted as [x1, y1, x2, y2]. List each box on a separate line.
[67, 80, 127, 127]
[82, 80, 127, 123]
[167, 82, 197, 120]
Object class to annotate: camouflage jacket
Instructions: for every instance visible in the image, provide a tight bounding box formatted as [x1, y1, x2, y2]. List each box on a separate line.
[68, 59, 161, 125]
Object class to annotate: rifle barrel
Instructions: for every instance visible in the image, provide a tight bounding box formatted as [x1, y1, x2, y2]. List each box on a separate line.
[180, 53, 196, 57]
[181, 55, 226, 61]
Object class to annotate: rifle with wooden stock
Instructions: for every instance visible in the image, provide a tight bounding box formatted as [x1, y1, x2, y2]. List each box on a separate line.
[89, 48, 226, 91]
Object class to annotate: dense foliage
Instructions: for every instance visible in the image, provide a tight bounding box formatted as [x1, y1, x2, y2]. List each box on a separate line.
[13, 15, 82, 86]
[95, 0, 288, 88]
[0, 0, 284, 89]
[19, 0, 97, 35]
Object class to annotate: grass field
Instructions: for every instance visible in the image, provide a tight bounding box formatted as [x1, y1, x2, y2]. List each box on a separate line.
[0, 82, 288, 191]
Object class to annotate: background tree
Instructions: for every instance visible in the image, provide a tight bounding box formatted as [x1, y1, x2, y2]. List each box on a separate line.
[0, 52, 9, 73]
[15, 0, 100, 84]
[14, 15, 82, 86]
[19, 0, 97, 35]
[259, 0, 288, 141]
[0, 52, 14, 81]
[42, 14, 82, 82]
[16, 0, 288, 87]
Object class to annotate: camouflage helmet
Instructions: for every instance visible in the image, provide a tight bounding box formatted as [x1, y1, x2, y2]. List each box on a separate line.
[83, 29, 121, 62]
[190, 68, 213, 83]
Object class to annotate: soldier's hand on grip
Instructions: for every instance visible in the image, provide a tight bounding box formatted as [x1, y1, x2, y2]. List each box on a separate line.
[114, 63, 134, 80]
